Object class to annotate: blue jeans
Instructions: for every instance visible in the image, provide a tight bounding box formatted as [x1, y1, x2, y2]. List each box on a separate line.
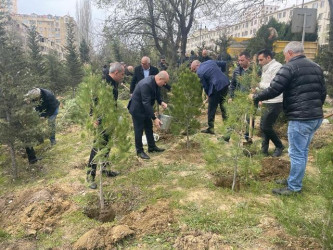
[48, 107, 59, 144]
[287, 119, 322, 191]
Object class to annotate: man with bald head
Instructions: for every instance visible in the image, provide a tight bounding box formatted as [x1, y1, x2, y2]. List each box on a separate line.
[191, 59, 229, 134]
[128, 71, 169, 159]
[200, 49, 212, 62]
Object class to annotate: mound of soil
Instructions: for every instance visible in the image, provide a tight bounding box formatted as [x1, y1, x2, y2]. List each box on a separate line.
[74, 200, 174, 249]
[0, 187, 72, 235]
[259, 158, 290, 181]
[120, 200, 174, 237]
[174, 230, 228, 250]
[73, 225, 134, 250]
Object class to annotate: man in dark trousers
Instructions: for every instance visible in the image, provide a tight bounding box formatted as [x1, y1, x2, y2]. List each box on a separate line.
[87, 62, 125, 189]
[253, 41, 326, 195]
[128, 71, 169, 160]
[24, 88, 60, 163]
[191, 60, 229, 134]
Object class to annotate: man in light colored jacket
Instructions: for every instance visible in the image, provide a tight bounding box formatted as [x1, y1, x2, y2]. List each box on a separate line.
[257, 49, 284, 157]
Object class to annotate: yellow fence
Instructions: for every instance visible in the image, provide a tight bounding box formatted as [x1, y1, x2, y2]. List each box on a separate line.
[273, 41, 318, 59]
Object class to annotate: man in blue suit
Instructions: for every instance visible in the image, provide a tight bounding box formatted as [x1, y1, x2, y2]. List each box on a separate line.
[191, 60, 229, 134]
[128, 71, 169, 159]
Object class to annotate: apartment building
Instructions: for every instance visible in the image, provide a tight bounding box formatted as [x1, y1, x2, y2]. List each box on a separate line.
[0, 0, 17, 14]
[4, 16, 66, 59]
[12, 13, 74, 48]
[187, 0, 330, 53]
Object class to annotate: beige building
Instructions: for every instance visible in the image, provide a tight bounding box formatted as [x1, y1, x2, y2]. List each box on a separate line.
[187, 0, 330, 53]
[0, 0, 17, 14]
[12, 13, 75, 49]
[4, 16, 66, 60]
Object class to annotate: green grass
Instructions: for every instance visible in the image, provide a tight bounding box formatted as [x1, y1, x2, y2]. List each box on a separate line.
[0, 229, 11, 242]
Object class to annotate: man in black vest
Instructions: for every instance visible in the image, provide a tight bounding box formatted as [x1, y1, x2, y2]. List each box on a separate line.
[128, 71, 169, 160]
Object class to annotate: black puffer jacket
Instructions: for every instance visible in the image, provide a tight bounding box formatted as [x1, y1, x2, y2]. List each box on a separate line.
[254, 55, 326, 120]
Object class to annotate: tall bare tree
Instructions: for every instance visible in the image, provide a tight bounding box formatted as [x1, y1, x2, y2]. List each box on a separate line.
[76, 0, 92, 54]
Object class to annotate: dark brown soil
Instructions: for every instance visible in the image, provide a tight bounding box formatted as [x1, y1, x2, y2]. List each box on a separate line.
[258, 158, 290, 181]
[212, 173, 240, 191]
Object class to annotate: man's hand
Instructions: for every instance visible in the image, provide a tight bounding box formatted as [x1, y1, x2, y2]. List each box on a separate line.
[248, 93, 254, 99]
[161, 102, 167, 109]
[154, 118, 162, 129]
[259, 101, 262, 107]
[228, 98, 233, 104]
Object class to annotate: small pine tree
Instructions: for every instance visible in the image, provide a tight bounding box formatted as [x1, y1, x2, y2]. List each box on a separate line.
[65, 19, 84, 95]
[27, 25, 48, 87]
[79, 38, 90, 64]
[75, 70, 131, 208]
[169, 68, 203, 148]
[220, 63, 260, 190]
[0, 14, 44, 179]
[45, 51, 67, 95]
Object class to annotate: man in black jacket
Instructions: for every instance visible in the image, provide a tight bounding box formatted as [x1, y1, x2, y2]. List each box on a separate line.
[24, 88, 60, 163]
[87, 62, 125, 189]
[128, 71, 169, 160]
[130, 56, 160, 94]
[253, 41, 326, 195]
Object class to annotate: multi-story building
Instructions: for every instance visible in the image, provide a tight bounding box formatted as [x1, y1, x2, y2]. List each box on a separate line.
[4, 16, 66, 59]
[187, 0, 330, 53]
[0, 0, 17, 14]
[12, 13, 75, 49]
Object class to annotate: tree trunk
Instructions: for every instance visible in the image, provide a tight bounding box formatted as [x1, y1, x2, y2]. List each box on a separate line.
[8, 141, 18, 180]
[99, 162, 104, 210]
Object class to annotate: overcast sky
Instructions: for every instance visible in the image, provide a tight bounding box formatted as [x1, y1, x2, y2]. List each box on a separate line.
[17, 0, 107, 22]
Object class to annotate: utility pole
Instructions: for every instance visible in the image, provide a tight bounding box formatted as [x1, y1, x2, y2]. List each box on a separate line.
[301, 0, 306, 44]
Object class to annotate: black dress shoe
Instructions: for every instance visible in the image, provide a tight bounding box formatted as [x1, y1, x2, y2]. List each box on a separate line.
[102, 170, 119, 177]
[29, 157, 42, 164]
[273, 146, 284, 157]
[148, 146, 165, 153]
[201, 128, 215, 134]
[137, 151, 150, 159]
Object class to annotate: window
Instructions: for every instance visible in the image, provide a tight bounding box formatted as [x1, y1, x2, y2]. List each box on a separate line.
[320, 1, 324, 8]
[318, 25, 321, 32]
[283, 11, 286, 17]
[278, 13, 282, 19]
[318, 13, 323, 20]
[312, 3, 318, 9]
[254, 19, 257, 25]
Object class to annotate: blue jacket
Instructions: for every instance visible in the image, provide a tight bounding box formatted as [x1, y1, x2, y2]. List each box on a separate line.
[196, 60, 229, 96]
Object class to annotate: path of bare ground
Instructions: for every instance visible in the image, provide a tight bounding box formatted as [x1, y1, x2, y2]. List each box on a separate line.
[0, 104, 332, 249]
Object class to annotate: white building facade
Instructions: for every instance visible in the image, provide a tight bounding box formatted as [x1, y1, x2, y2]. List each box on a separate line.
[187, 0, 330, 53]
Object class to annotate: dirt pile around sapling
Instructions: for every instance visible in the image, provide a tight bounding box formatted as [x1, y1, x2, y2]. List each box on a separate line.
[74, 200, 175, 249]
[0, 186, 72, 236]
[174, 230, 228, 250]
[258, 158, 290, 181]
[120, 200, 174, 237]
[73, 225, 135, 250]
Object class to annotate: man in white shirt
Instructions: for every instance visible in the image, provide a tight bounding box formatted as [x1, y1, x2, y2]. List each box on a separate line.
[257, 49, 284, 157]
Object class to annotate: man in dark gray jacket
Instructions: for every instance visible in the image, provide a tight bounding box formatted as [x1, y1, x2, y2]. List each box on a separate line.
[253, 41, 326, 195]
[128, 71, 169, 159]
